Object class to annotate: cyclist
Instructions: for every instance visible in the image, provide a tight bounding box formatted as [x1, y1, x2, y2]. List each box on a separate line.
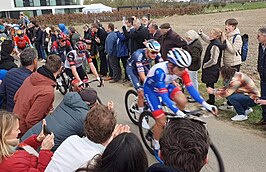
[126, 39, 163, 116]
[143, 48, 218, 159]
[65, 41, 101, 90]
[50, 33, 72, 63]
[13, 29, 33, 55]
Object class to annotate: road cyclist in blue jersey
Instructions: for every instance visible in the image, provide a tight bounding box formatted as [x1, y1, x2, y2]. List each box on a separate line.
[143, 47, 218, 162]
[126, 39, 163, 120]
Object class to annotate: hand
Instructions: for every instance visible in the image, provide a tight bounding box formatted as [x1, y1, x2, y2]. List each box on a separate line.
[207, 87, 214, 94]
[202, 102, 218, 116]
[40, 133, 54, 150]
[198, 28, 203, 35]
[255, 99, 266, 105]
[111, 124, 131, 138]
[37, 119, 46, 142]
[175, 110, 186, 118]
[95, 37, 100, 43]
[107, 101, 114, 111]
[221, 32, 226, 42]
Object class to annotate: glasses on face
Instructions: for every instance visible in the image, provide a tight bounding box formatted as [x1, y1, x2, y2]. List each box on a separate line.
[60, 39, 66, 43]
[150, 51, 159, 55]
[78, 50, 86, 54]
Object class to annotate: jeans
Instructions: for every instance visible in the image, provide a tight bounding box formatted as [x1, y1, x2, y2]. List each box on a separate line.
[261, 81, 266, 121]
[188, 70, 198, 91]
[228, 93, 256, 116]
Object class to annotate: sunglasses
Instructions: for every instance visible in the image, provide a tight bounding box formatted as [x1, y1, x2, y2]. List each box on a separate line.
[60, 40, 66, 43]
[150, 51, 159, 55]
[78, 50, 86, 54]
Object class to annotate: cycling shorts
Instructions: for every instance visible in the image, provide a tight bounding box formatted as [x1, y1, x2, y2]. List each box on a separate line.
[65, 66, 87, 82]
[126, 65, 143, 90]
[144, 83, 181, 119]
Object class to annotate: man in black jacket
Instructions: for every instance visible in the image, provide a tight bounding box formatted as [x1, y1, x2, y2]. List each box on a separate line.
[122, 18, 149, 55]
[0, 40, 17, 70]
[257, 27, 266, 125]
[34, 24, 46, 62]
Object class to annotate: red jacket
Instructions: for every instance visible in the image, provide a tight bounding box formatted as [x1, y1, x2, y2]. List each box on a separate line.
[0, 135, 53, 172]
[14, 71, 56, 137]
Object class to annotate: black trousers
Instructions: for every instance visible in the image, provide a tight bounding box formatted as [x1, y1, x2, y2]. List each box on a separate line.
[99, 50, 108, 76]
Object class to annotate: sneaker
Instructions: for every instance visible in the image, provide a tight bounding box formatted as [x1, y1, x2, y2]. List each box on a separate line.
[141, 118, 150, 130]
[153, 149, 164, 164]
[245, 108, 253, 116]
[219, 105, 234, 111]
[231, 114, 248, 121]
[104, 76, 112, 81]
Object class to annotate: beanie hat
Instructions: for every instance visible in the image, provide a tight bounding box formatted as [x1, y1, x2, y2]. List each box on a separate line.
[79, 88, 98, 105]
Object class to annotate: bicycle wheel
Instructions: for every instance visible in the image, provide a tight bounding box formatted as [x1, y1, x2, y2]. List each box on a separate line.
[201, 142, 225, 172]
[138, 111, 156, 155]
[125, 89, 139, 125]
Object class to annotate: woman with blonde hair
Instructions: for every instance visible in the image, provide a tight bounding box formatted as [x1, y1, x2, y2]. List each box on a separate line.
[0, 111, 54, 171]
[185, 30, 203, 101]
[198, 28, 226, 105]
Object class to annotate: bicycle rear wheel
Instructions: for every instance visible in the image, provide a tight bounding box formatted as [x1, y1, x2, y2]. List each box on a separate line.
[201, 142, 225, 172]
[125, 89, 139, 125]
[138, 111, 156, 155]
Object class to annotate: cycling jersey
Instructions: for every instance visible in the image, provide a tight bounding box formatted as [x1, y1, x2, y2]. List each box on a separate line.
[13, 35, 32, 50]
[126, 48, 163, 90]
[50, 41, 72, 62]
[65, 50, 92, 69]
[144, 61, 205, 118]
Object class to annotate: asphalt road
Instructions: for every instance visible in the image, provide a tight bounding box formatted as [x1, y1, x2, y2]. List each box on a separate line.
[54, 80, 266, 172]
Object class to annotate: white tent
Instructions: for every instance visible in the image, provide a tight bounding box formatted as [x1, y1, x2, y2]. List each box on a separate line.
[82, 3, 112, 14]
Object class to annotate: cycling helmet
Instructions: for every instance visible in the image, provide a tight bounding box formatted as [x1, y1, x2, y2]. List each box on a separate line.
[17, 30, 24, 37]
[146, 39, 160, 52]
[57, 32, 67, 40]
[74, 41, 86, 52]
[167, 48, 192, 68]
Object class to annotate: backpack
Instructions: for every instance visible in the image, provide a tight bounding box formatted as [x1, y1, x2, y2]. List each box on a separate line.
[232, 33, 249, 62]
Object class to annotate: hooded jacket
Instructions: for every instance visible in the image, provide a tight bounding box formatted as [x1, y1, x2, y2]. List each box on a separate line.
[14, 66, 57, 137]
[0, 51, 18, 70]
[21, 92, 89, 151]
[58, 23, 69, 35]
[223, 28, 242, 67]
[146, 163, 184, 172]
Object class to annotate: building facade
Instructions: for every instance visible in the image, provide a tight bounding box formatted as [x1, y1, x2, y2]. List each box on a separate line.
[0, 0, 85, 18]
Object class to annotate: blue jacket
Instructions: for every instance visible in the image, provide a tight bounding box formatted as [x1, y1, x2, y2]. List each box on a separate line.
[105, 31, 118, 56]
[58, 23, 69, 35]
[116, 32, 129, 57]
[0, 67, 32, 112]
[21, 92, 89, 151]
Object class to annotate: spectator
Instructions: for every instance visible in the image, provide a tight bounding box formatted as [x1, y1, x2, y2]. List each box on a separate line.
[0, 111, 54, 171]
[141, 16, 149, 28]
[76, 133, 148, 172]
[207, 66, 259, 121]
[18, 12, 30, 27]
[69, 26, 81, 48]
[0, 48, 38, 112]
[45, 104, 128, 172]
[21, 88, 98, 151]
[105, 23, 120, 83]
[148, 22, 161, 41]
[83, 24, 98, 72]
[122, 18, 149, 55]
[184, 30, 203, 93]
[50, 26, 57, 43]
[256, 27, 266, 126]
[26, 21, 36, 44]
[44, 26, 51, 55]
[222, 18, 242, 71]
[199, 28, 226, 105]
[91, 23, 108, 78]
[13, 54, 62, 137]
[159, 23, 188, 60]
[0, 40, 17, 70]
[34, 24, 46, 62]
[122, 17, 134, 55]
[147, 118, 210, 172]
[0, 24, 7, 44]
[58, 23, 69, 35]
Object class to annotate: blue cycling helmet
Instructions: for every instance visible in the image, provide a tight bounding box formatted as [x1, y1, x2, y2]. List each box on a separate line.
[167, 48, 192, 68]
[146, 39, 160, 52]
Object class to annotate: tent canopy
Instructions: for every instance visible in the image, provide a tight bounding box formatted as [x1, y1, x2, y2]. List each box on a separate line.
[82, 3, 112, 14]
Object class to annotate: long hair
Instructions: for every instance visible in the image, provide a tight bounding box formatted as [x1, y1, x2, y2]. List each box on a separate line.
[0, 111, 19, 162]
[220, 66, 237, 81]
[76, 133, 148, 172]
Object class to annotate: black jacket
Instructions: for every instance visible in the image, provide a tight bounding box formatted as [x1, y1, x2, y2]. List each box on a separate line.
[201, 39, 225, 84]
[96, 28, 107, 52]
[257, 43, 266, 82]
[122, 25, 149, 54]
[187, 39, 203, 71]
[0, 51, 18, 70]
[146, 163, 184, 172]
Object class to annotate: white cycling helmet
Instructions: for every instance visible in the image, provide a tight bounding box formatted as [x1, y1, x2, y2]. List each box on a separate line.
[146, 39, 160, 52]
[167, 48, 192, 68]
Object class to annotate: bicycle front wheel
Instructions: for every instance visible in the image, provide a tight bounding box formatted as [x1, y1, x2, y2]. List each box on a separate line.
[201, 142, 225, 172]
[138, 111, 156, 155]
[125, 89, 139, 125]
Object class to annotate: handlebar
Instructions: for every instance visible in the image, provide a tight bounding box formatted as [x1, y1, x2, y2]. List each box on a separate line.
[80, 78, 104, 88]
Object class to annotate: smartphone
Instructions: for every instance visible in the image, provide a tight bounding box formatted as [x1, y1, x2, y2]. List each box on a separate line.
[122, 16, 126, 22]
[43, 124, 51, 136]
[147, 13, 151, 21]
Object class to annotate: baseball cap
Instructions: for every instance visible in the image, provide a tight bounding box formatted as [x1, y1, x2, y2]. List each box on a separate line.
[159, 23, 171, 29]
[79, 88, 98, 106]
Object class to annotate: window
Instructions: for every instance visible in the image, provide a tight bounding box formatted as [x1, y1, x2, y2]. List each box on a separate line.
[14, 0, 24, 7]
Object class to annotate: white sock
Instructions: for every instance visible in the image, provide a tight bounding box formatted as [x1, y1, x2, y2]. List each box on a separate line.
[154, 139, 160, 150]
[139, 107, 144, 113]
